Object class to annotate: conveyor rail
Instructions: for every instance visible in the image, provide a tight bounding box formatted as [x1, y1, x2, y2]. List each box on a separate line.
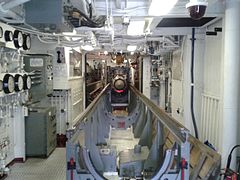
[66, 84, 221, 180]
[130, 85, 187, 144]
[73, 84, 110, 129]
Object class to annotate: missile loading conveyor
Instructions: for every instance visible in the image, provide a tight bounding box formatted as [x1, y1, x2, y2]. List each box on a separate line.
[66, 85, 221, 180]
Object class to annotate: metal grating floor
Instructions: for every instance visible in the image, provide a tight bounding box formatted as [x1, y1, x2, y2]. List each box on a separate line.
[6, 148, 66, 180]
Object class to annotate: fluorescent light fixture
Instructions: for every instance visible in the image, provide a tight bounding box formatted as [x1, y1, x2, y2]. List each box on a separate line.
[127, 21, 145, 36]
[123, 17, 130, 24]
[72, 47, 81, 53]
[81, 44, 94, 51]
[71, 37, 82, 41]
[63, 29, 82, 41]
[127, 45, 137, 52]
[62, 29, 77, 35]
[148, 0, 178, 16]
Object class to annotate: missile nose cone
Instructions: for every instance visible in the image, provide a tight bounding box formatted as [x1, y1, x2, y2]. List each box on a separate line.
[114, 79, 125, 90]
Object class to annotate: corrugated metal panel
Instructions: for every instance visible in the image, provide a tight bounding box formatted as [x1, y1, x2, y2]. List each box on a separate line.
[200, 93, 220, 150]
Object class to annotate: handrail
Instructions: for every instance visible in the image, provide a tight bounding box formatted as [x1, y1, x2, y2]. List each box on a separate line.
[130, 85, 188, 144]
[87, 80, 102, 87]
[73, 84, 110, 128]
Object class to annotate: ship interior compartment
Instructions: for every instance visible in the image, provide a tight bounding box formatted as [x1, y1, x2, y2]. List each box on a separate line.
[0, 0, 239, 180]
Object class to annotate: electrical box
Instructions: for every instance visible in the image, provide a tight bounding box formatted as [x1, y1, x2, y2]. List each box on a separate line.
[24, 54, 53, 102]
[25, 106, 57, 157]
[24, 0, 73, 32]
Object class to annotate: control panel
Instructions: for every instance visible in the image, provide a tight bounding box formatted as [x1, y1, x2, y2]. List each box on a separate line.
[23, 54, 53, 102]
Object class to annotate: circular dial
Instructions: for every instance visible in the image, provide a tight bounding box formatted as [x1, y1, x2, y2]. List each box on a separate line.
[22, 34, 31, 50]
[0, 26, 3, 38]
[23, 74, 32, 90]
[3, 74, 15, 94]
[4, 30, 13, 42]
[13, 30, 23, 48]
[14, 74, 24, 92]
[0, 80, 3, 91]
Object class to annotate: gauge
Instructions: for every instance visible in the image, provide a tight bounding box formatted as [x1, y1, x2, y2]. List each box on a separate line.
[4, 30, 13, 42]
[14, 74, 24, 92]
[0, 26, 3, 38]
[3, 74, 15, 94]
[0, 80, 3, 91]
[22, 34, 31, 50]
[13, 30, 23, 49]
[23, 74, 32, 90]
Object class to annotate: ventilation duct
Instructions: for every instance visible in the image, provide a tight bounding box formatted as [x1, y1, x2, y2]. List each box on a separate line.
[25, 0, 73, 32]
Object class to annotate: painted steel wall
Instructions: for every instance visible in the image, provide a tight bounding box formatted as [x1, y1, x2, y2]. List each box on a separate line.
[171, 20, 224, 156]
[201, 20, 223, 152]
[172, 34, 205, 136]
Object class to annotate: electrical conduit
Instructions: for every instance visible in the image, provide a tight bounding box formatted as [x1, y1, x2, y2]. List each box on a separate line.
[190, 28, 199, 139]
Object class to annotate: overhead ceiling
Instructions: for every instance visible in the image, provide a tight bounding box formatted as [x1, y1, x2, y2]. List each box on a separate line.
[89, 0, 224, 53]
[0, 0, 225, 54]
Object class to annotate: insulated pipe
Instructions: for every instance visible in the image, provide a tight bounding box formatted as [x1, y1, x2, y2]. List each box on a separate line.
[75, 26, 113, 32]
[222, 0, 240, 170]
[0, 0, 30, 11]
[105, 0, 109, 28]
[115, 0, 121, 9]
[0, 9, 24, 22]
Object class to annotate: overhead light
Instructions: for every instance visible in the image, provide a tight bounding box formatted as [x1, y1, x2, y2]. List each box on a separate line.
[72, 47, 81, 53]
[62, 29, 77, 36]
[148, 0, 178, 16]
[127, 21, 145, 36]
[71, 37, 82, 41]
[127, 45, 137, 52]
[123, 17, 130, 25]
[104, 51, 108, 55]
[81, 44, 94, 51]
[63, 29, 82, 41]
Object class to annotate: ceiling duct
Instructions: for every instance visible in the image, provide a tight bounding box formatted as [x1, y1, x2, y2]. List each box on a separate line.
[25, 0, 74, 32]
[24, 0, 106, 32]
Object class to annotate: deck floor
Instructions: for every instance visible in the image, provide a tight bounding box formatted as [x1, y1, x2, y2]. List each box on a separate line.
[6, 128, 139, 180]
[6, 148, 66, 180]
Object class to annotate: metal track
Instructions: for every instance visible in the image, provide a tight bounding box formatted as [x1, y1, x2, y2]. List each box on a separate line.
[66, 84, 220, 180]
[130, 85, 188, 144]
